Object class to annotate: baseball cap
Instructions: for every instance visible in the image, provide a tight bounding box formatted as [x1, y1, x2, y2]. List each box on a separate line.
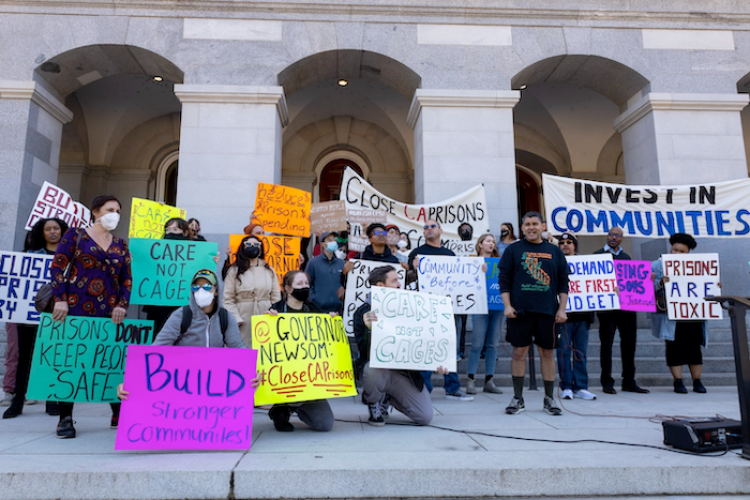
[192, 269, 218, 287]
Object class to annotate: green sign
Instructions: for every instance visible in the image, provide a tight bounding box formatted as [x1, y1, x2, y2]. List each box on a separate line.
[27, 313, 156, 403]
[129, 238, 218, 306]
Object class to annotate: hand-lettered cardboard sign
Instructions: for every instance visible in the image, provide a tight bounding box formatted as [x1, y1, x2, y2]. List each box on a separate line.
[129, 198, 187, 239]
[311, 201, 348, 235]
[129, 239, 219, 306]
[343, 260, 405, 335]
[417, 256, 488, 314]
[252, 314, 357, 405]
[228, 234, 300, 287]
[369, 286, 457, 372]
[252, 183, 311, 237]
[484, 257, 504, 311]
[614, 260, 656, 312]
[115, 345, 257, 451]
[565, 254, 620, 312]
[0, 252, 53, 324]
[27, 314, 156, 403]
[25, 181, 91, 230]
[662, 253, 722, 320]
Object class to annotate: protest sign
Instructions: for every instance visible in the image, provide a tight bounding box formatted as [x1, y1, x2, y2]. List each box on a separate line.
[342, 260, 405, 335]
[484, 257, 504, 311]
[129, 239, 218, 306]
[0, 252, 53, 324]
[341, 167, 489, 246]
[417, 255, 488, 314]
[25, 181, 91, 230]
[347, 209, 387, 252]
[311, 201, 348, 235]
[227, 234, 300, 286]
[369, 286, 456, 372]
[115, 345, 257, 451]
[252, 183, 311, 237]
[252, 314, 357, 405]
[27, 314, 155, 403]
[129, 198, 187, 239]
[662, 253, 722, 320]
[615, 260, 656, 313]
[564, 254, 619, 312]
[543, 174, 750, 238]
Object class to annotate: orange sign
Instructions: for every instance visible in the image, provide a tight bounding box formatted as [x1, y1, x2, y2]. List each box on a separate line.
[252, 183, 311, 237]
[228, 234, 300, 286]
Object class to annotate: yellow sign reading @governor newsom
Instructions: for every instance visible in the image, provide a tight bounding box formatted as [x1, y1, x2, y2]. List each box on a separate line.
[252, 314, 357, 406]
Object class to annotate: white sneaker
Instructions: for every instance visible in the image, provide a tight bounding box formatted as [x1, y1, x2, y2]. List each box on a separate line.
[574, 389, 597, 400]
[0, 393, 13, 407]
[560, 389, 573, 400]
[25, 399, 38, 406]
[445, 390, 474, 401]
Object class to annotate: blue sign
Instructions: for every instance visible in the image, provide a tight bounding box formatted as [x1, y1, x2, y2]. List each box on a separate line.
[485, 257, 504, 311]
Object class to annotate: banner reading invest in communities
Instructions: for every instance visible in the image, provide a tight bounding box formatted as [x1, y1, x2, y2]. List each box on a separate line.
[0, 251, 53, 324]
[543, 174, 750, 238]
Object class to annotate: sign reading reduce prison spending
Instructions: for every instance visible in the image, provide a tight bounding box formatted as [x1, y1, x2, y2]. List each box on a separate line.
[228, 234, 300, 287]
[615, 260, 657, 313]
[25, 181, 91, 231]
[369, 286, 457, 372]
[115, 345, 258, 451]
[251, 314, 357, 405]
[416, 255, 488, 315]
[564, 254, 620, 313]
[543, 174, 750, 238]
[252, 183, 311, 238]
[0, 251, 53, 324]
[342, 259, 405, 335]
[129, 198, 187, 239]
[27, 314, 156, 403]
[662, 253, 722, 321]
[129, 239, 218, 306]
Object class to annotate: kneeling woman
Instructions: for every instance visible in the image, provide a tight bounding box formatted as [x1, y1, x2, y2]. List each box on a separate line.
[264, 270, 335, 433]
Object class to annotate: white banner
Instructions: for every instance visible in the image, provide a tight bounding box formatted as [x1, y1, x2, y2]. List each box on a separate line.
[25, 181, 91, 231]
[0, 252, 54, 324]
[662, 253, 722, 320]
[416, 255, 488, 314]
[340, 167, 490, 248]
[543, 174, 750, 238]
[564, 254, 620, 312]
[343, 259, 405, 335]
[369, 286, 457, 372]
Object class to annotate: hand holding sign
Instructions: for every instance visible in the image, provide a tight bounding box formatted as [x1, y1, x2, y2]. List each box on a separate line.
[252, 183, 311, 237]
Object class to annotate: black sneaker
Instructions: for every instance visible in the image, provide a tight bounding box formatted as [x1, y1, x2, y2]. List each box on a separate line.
[693, 379, 707, 393]
[57, 417, 76, 439]
[543, 396, 562, 416]
[110, 415, 119, 429]
[368, 404, 385, 426]
[674, 379, 688, 394]
[269, 406, 294, 432]
[505, 396, 525, 415]
[46, 402, 60, 416]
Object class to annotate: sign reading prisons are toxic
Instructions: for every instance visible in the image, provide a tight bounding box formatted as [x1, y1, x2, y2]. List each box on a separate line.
[228, 234, 301, 288]
[565, 254, 620, 313]
[343, 259, 405, 335]
[251, 314, 357, 406]
[27, 314, 155, 403]
[615, 260, 656, 313]
[662, 253, 722, 321]
[129, 198, 187, 240]
[0, 251, 53, 324]
[417, 255, 488, 315]
[116, 345, 257, 451]
[543, 174, 750, 238]
[129, 239, 218, 306]
[369, 286, 457, 372]
[252, 183, 311, 238]
[25, 181, 91, 231]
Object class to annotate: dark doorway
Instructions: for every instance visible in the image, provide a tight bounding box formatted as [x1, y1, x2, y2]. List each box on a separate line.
[516, 167, 540, 224]
[164, 161, 178, 206]
[319, 159, 364, 201]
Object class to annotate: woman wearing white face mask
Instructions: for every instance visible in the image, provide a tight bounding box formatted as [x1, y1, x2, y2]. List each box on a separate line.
[48, 195, 133, 439]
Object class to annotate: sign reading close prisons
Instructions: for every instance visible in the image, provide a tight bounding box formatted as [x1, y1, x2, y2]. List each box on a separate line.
[0, 252, 53, 324]
[228, 234, 300, 287]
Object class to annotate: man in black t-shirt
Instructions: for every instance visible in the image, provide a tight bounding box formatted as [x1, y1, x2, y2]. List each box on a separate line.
[499, 212, 569, 416]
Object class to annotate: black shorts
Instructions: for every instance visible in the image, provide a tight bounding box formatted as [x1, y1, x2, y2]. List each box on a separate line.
[506, 313, 557, 350]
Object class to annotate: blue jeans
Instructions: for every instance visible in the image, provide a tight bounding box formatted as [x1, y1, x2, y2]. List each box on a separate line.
[420, 314, 462, 394]
[467, 311, 504, 377]
[556, 320, 590, 391]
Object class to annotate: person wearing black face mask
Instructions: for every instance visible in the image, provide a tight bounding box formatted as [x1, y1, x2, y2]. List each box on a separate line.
[264, 270, 335, 432]
[458, 222, 473, 242]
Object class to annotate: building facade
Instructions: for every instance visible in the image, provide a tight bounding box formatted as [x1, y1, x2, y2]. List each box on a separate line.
[2, 1, 750, 293]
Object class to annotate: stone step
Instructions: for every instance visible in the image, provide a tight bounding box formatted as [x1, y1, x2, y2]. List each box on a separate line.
[467, 340, 741, 358]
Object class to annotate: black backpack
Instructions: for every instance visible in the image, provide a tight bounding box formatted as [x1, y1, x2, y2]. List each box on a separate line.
[173, 305, 229, 346]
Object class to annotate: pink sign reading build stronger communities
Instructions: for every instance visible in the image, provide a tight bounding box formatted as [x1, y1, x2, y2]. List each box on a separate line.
[115, 345, 258, 451]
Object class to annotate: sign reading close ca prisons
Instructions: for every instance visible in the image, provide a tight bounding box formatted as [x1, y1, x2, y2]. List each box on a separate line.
[0, 251, 53, 324]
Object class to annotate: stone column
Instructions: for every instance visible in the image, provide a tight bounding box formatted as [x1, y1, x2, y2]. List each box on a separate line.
[174, 85, 287, 239]
[0, 80, 73, 251]
[407, 89, 520, 236]
[614, 92, 750, 295]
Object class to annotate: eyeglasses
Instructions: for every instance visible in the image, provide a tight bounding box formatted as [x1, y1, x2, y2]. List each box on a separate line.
[243, 241, 262, 247]
[191, 283, 213, 292]
[423, 224, 438, 229]
[372, 230, 387, 236]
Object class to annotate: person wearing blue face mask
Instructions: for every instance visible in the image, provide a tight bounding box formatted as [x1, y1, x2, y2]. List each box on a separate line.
[306, 231, 345, 314]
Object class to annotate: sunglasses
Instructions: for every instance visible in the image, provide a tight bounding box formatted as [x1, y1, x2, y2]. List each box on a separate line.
[243, 241, 262, 247]
[559, 240, 574, 245]
[423, 224, 438, 229]
[371, 230, 387, 236]
[191, 283, 213, 292]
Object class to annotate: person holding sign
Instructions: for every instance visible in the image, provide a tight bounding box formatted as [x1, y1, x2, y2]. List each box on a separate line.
[263, 270, 336, 432]
[651, 233, 714, 394]
[499, 212, 568, 416]
[307, 231, 345, 313]
[223, 235, 281, 348]
[49, 195, 132, 438]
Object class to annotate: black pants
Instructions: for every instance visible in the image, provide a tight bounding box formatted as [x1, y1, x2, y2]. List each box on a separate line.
[597, 311, 637, 387]
[13, 324, 37, 400]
